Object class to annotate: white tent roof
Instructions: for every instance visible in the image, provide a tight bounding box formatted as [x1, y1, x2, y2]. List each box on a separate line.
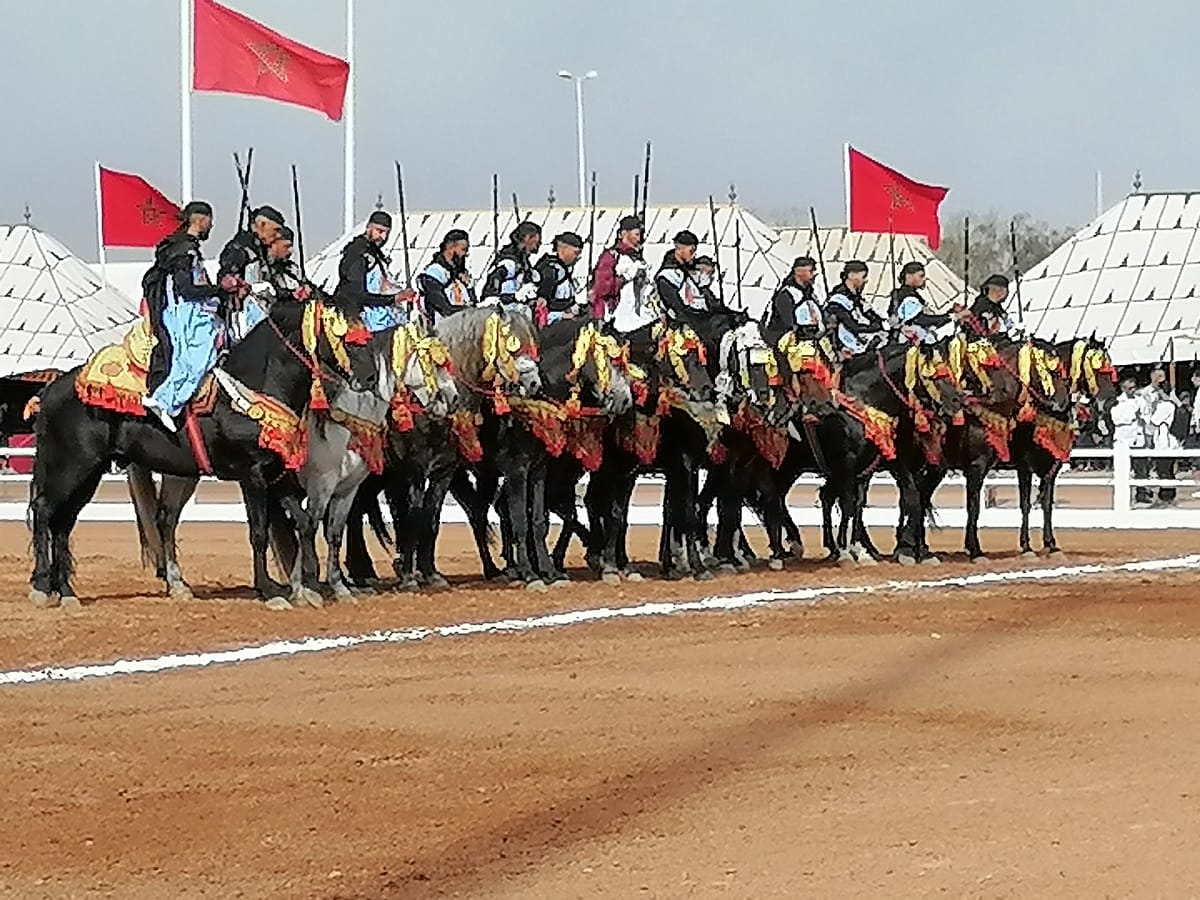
[308, 204, 796, 320]
[775, 227, 966, 315]
[1021, 192, 1200, 365]
[0, 225, 139, 378]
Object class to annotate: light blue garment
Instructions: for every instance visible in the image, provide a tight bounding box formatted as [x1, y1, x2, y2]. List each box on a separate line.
[148, 296, 223, 417]
[228, 297, 269, 345]
[785, 285, 821, 328]
[362, 304, 407, 332]
[895, 294, 934, 344]
[829, 293, 869, 354]
[365, 263, 385, 294]
[495, 258, 521, 297]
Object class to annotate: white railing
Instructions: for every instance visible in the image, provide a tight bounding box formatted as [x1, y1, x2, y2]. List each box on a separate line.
[2, 445, 1199, 528]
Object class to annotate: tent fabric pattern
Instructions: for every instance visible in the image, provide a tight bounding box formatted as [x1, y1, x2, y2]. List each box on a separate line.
[308, 205, 797, 321]
[0, 224, 139, 378]
[1020, 193, 1200, 365]
[775, 227, 966, 315]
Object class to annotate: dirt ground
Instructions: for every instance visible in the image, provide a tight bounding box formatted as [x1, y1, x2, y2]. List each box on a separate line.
[2, 524, 1200, 899]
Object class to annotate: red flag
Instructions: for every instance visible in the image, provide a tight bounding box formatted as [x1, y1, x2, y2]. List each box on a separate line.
[99, 167, 180, 248]
[192, 0, 349, 121]
[847, 147, 949, 249]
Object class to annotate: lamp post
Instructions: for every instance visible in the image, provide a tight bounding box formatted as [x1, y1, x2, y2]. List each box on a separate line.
[557, 69, 597, 208]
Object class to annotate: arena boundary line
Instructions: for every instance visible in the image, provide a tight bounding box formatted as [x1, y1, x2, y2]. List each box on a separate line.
[2, 554, 1197, 688]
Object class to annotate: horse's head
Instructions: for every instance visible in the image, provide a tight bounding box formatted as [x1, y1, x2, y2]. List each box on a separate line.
[297, 296, 383, 400]
[947, 334, 1021, 413]
[435, 306, 541, 407]
[654, 322, 715, 405]
[394, 323, 459, 420]
[910, 340, 965, 421]
[716, 321, 792, 426]
[1065, 333, 1118, 417]
[775, 330, 839, 418]
[1022, 338, 1072, 415]
[560, 324, 634, 417]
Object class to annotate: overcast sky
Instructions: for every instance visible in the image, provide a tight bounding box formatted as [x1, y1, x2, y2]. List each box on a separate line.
[1, 0, 1195, 259]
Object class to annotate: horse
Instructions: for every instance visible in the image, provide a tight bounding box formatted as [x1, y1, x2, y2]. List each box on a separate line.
[31, 297, 376, 609]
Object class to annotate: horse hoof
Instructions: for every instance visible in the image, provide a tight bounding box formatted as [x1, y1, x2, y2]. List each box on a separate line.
[424, 573, 451, 590]
[789, 541, 805, 560]
[896, 554, 917, 567]
[1020, 551, 1038, 560]
[264, 597, 294, 612]
[921, 555, 942, 567]
[694, 569, 715, 582]
[624, 571, 645, 583]
[837, 553, 855, 567]
[293, 588, 325, 609]
[551, 577, 571, 588]
[525, 579, 548, 593]
[768, 558, 784, 572]
[856, 555, 879, 568]
[168, 584, 194, 602]
[1045, 547, 1062, 556]
[971, 555, 990, 565]
[60, 595, 83, 612]
[331, 587, 357, 604]
[402, 578, 422, 594]
[601, 572, 621, 586]
[29, 589, 59, 609]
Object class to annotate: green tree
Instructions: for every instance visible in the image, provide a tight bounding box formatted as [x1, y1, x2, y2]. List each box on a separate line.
[937, 212, 1075, 290]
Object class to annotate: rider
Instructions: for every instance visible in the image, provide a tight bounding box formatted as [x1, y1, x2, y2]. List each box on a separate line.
[825, 260, 886, 357]
[656, 230, 718, 328]
[481, 221, 542, 314]
[337, 210, 411, 332]
[141, 201, 224, 433]
[764, 255, 822, 343]
[230, 224, 304, 341]
[417, 228, 474, 326]
[533, 231, 585, 325]
[966, 274, 1017, 337]
[890, 261, 952, 344]
[590, 214, 646, 322]
[218, 204, 284, 304]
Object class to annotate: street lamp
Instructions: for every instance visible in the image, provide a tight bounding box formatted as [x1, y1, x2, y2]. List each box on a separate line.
[558, 69, 597, 208]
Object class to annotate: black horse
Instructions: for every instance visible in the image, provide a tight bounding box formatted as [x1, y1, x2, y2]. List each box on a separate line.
[28, 299, 376, 609]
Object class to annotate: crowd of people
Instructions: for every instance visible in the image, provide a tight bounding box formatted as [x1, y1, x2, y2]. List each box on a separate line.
[1107, 367, 1200, 505]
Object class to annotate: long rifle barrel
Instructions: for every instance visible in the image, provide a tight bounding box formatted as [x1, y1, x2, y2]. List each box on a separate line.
[511, 191, 522, 224]
[586, 170, 597, 283]
[1009, 218, 1025, 325]
[290, 163, 305, 275]
[709, 195, 724, 302]
[394, 161, 412, 289]
[808, 206, 829, 297]
[963, 216, 970, 306]
[640, 141, 651, 223]
[492, 174, 500, 257]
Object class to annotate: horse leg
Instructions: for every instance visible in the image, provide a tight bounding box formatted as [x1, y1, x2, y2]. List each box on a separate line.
[325, 468, 368, 601]
[527, 454, 561, 582]
[502, 466, 541, 587]
[1016, 463, 1035, 557]
[43, 467, 106, 608]
[344, 479, 380, 585]
[240, 478, 290, 608]
[126, 463, 167, 581]
[418, 465, 455, 588]
[1041, 468, 1060, 554]
[893, 468, 924, 566]
[682, 456, 711, 580]
[964, 463, 987, 562]
[453, 468, 503, 580]
[157, 475, 199, 599]
[275, 490, 322, 608]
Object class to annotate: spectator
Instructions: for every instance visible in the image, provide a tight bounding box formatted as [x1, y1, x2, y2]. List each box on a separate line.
[1141, 368, 1180, 506]
[1111, 377, 1150, 504]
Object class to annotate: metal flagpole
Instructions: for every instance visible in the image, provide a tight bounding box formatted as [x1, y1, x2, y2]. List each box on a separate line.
[180, 0, 193, 202]
[343, 0, 355, 234]
[843, 142, 852, 228]
[93, 162, 107, 285]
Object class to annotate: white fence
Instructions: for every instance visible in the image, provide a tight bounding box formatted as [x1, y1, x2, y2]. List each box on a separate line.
[3, 446, 1200, 529]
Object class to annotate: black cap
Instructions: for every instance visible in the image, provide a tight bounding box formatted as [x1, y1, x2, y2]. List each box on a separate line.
[253, 205, 285, 226]
[555, 231, 584, 249]
[983, 274, 1010, 289]
[178, 200, 213, 221]
[441, 228, 470, 248]
[368, 210, 392, 229]
[619, 215, 644, 233]
[277, 225, 294, 242]
[791, 255, 816, 270]
[673, 230, 699, 247]
[900, 261, 925, 277]
[841, 260, 868, 277]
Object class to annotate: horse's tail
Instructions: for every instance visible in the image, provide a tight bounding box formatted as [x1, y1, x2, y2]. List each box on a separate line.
[126, 463, 162, 569]
[366, 486, 394, 551]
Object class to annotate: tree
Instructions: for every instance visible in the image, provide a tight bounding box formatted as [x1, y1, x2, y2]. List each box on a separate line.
[937, 212, 1075, 291]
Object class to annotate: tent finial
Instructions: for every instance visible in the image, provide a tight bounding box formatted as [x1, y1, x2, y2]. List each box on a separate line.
[1132, 170, 1143, 193]
[22, 203, 31, 226]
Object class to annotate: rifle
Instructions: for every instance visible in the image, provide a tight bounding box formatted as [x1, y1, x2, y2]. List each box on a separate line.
[808, 206, 829, 299]
[290, 163, 305, 277]
[491, 173, 500, 260]
[232, 147, 254, 232]
[394, 161, 412, 289]
[1010, 218, 1025, 326]
[640, 140, 651, 224]
[730, 185, 742, 309]
[512, 191, 522, 225]
[710, 194, 724, 303]
[586, 170, 597, 285]
[962, 216, 970, 306]
[632, 174, 640, 222]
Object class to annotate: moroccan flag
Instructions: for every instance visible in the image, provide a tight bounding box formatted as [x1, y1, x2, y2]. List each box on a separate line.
[99, 167, 180, 248]
[192, 0, 349, 121]
[847, 146, 949, 249]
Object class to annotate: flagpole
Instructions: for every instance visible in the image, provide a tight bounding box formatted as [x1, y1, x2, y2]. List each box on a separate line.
[180, 0, 193, 203]
[843, 142, 852, 229]
[93, 162, 108, 285]
[342, 0, 355, 235]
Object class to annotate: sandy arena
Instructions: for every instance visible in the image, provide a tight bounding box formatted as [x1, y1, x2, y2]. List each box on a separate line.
[2, 522, 1199, 899]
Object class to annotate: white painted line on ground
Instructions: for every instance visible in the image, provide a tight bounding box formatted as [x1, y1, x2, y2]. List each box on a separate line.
[2, 554, 1197, 688]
